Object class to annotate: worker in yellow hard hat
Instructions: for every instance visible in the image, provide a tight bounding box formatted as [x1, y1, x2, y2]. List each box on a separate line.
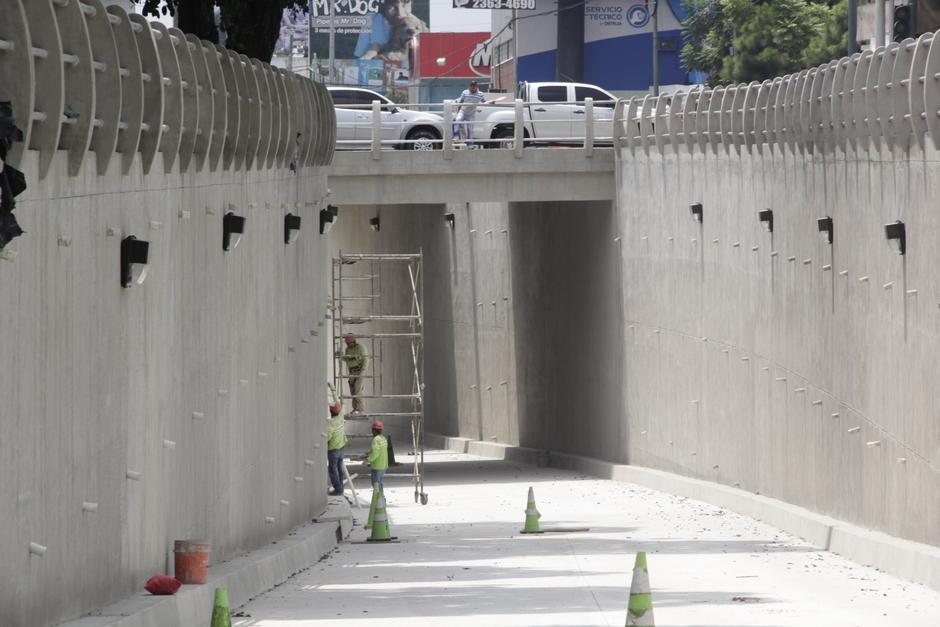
[342, 333, 369, 414]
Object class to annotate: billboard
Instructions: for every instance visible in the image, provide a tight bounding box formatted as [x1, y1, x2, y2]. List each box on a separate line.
[415, 32, 491, 79]
[309, 0, 430, 89]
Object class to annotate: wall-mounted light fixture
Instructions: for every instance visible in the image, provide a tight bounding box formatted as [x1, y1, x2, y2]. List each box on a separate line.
[884, 220, 906, 255]
[120, 235, 150, 288]
[689, 202, 703, 223]
[370, 216, 380, 232]
[319, 208, 335, 235]
[223, 212, 246, 251]
[444, 212, 455, 229]
[284, 213, 301, 244]
[817, 216, 833, 245]
[758, 208, 774, 233]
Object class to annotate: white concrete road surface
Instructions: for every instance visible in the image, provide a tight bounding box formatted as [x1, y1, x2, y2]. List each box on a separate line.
[233, 450, 940, 626]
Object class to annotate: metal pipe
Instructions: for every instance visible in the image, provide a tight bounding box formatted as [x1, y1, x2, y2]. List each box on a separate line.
[848, 0, 858, 54]
[876, 0, 886, 48]
[652, 0, 660, 96]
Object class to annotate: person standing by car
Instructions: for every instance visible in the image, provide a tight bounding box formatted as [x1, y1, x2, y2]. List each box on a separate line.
[454, 80, 486, 148]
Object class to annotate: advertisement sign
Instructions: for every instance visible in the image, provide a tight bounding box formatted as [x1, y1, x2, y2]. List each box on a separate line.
[415, 32, 491, 79]
[310, 0, 429, 58]
[310, 0, 429, 89]
[452, 0, 535, 9]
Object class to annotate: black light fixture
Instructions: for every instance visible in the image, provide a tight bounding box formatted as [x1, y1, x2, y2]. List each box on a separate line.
[817, 216, 833, 245]
[369, 216, 380, 232]
[758, 208, 774, 233]
[223, 211, 246, 251]
[690, 202, 703, 223]
[319, 208, 335, 234]
[884, 220, 906, 255]
[284, 213, 301, 244]
[444, 212, 455, 229]
[120, 235, 150, 288]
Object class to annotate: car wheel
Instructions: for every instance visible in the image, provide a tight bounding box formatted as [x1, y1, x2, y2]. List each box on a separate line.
[492, 127, 514, 149]
[491, 127, 528, 150]
[407, 128, 439, 151]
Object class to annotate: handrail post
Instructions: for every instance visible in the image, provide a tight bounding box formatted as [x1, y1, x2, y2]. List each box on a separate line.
[514, 98, 524, 158]
[613, 99, 625, 151]
[371, 99, 381, 160]
[443, 99, 454, 159]
[583, 97, 594, 157]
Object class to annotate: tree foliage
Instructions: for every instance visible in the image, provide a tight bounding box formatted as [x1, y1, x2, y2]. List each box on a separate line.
[681, 0, 848, 86]
[138, 0, 304, 62]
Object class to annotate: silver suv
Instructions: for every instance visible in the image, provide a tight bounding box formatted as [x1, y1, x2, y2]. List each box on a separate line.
[328, 87, 443, 150]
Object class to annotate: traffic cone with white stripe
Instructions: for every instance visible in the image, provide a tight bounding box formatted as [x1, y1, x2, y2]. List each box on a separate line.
[364, 483, 379, 530]
[625, 552, 654, 626]
[520, 486, 542, 534]
[366, 488, 393, 542]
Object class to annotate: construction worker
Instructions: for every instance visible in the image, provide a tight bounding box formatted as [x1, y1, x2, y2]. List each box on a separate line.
[342, 333, 369, 414]
[326, 400, 347, 496]
[365, 420, 389, 492]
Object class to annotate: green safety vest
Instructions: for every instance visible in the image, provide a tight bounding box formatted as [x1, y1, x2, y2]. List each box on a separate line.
[344, 343, 369, 372]
[327, 413, 347, 450]
[367, 434, 388, 470]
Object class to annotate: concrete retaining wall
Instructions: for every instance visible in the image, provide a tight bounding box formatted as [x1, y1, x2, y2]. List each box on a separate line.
[0, 3, 334, 625]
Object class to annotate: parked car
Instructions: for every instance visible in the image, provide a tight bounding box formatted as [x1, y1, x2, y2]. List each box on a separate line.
[327, 87, 443, 150]
[468, 82, 618, 147]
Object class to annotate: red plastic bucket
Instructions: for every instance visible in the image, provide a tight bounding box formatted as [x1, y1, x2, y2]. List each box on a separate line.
[174, 539, 210, 584]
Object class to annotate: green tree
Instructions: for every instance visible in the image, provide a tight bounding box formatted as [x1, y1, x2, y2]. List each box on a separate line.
[681, 0, 848, 86]
[138, 0, 304, 62]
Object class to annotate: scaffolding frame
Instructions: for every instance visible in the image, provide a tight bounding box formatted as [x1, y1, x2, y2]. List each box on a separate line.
[331, 251, 427, 505]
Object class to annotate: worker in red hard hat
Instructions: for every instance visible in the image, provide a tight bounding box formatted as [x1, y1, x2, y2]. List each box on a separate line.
[365, 419, 389, 492]
[327, 400, 347, 496]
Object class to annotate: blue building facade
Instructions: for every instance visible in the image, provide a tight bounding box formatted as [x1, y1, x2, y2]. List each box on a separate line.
[516, 0, 696, 94]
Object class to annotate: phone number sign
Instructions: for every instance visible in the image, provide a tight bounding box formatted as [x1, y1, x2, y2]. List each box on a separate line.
[453, 0, 535, 9]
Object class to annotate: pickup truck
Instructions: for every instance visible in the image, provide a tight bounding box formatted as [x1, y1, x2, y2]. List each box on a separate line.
[466, 82, 618, 147]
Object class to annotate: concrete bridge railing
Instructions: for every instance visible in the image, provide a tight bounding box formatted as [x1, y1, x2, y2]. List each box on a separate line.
[0, 0, 335, 179]
[614, 32, 940, 156]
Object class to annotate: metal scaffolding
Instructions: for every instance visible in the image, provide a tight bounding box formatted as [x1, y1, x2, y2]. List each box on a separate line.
[331, 251, 427, 505]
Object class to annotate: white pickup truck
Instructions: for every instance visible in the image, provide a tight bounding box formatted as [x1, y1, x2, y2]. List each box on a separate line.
[465, 82, 618, 147]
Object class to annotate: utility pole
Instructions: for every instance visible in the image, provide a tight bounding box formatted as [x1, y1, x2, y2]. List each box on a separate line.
[875, 0, 886, 47]
[652, 0, 660, 96]
[512, 9, 518, 90]
[848, 0, 858, 54]
[328, 0, 336, 84]
[307, 0, 313, 79]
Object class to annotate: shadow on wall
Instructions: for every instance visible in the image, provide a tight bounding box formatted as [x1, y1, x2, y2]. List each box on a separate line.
[508, 200, 624, 462]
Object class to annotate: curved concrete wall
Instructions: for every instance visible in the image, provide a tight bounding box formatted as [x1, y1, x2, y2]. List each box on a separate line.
[0, 2, 336, 626]
[611, 37, 940, 549]
[0, 0, 335, 179]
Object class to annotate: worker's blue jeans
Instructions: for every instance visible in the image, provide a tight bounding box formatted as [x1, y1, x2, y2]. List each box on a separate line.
[370, 468, 385, 493]
[327, 447, 345, 494]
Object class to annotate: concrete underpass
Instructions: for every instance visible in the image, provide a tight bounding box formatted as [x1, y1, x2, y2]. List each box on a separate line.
[232, 449, 939, 626]
[4, 6, 940, 627]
